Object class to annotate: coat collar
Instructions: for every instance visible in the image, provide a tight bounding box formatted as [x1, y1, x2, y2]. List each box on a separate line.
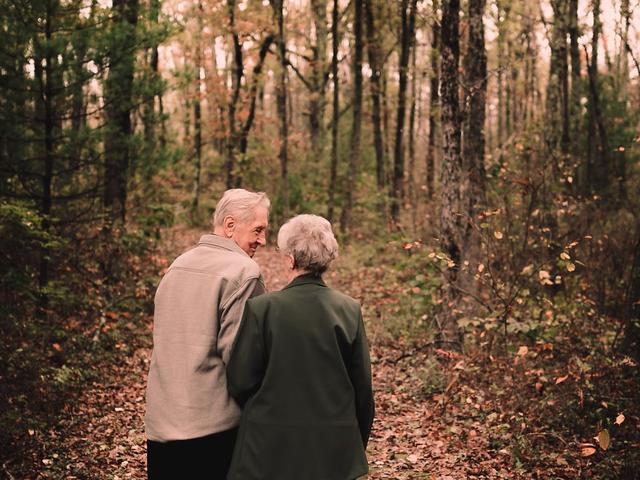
[283, 273, 327, 290]
[198, 234, 249, 257]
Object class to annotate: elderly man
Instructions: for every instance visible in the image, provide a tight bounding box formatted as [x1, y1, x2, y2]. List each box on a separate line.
[145, 189, 270, 480]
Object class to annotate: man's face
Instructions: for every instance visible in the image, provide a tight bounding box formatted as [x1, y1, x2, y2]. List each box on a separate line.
[231, 206, 269, 257]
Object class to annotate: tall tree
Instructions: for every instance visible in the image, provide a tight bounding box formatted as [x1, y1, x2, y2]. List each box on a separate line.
[340, 0, 363, 235]
[426, 1, 440, 200]
[225, 0, 242, 188]
[438, 0, 464, 348]
[390, 0, 418, 225]
[364, 0, 386, 190]
[191, 0, 203, 213]
[308, 0, 329, 161]
[271, 0, 289, 217]
[463, 0, 487, 207]
[546, 0, 570, 160]
[327, 0, 340, 222]
[104, 0, 139, 224]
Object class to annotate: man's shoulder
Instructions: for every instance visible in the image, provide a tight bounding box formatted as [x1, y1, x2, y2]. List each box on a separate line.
[170, 243, 261, 280]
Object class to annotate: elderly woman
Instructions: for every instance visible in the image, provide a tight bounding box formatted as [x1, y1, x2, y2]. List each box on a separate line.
[226, 214, 374, 480]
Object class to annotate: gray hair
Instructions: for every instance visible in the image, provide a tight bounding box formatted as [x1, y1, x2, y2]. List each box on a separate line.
[277, 214, 338, 276]
[212, 189, 270, 227]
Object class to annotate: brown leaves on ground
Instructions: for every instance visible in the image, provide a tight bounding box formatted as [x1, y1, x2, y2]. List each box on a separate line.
[8, 236, 639, 479]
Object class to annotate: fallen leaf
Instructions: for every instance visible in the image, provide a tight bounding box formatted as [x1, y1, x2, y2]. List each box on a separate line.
[580, 444, 596, 457]
[517, 345, 529, 356]
[596, 429, 610, 450]
[555, 375, 569, 385]
[494, 231, 504, 240]
[615, 413, 625, 425]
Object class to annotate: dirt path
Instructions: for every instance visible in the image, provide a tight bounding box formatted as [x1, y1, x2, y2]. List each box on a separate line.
[44, 235, 517, 480]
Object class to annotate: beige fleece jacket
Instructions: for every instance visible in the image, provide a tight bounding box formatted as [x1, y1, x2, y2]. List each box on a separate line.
[145, 234, 265, 442]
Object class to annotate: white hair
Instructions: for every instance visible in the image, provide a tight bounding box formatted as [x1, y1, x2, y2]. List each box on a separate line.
[277, 214, 338, 275]
[212, 189, 270, 227]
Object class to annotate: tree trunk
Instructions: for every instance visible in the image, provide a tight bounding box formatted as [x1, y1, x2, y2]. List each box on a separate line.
[438, 0, 463, 349]
[104, 0, 138, 224]
[238, 36, 275, 158]
[463, 0, 487, 207]
[426, 2, 440, 200]
[226, 0, 243, 188]
[340, 0, 363, 235]
[192, 2, 203, 214]
[390, 0, 418, 226]
[143, 0, 161, 149]
[309, 0, 328, 163]
[546, 0, 570, 159]
[327, 0, 340, 222]
[461, 0, 487, 297]
[37, 0, 58, 317]
[408, 37, 418, 231]
[568, 0, 580, 135]
[496, 0, 505, 146]
[271, 0, 289, 217]
[364, 0, 385, 190]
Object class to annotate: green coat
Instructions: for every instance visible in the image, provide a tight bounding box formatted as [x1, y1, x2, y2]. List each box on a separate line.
[226, 274, 375, 480]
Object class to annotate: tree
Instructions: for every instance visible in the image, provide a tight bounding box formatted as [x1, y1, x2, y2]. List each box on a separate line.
[340, 0, 363, 235]
[438, 0, 464, 348]
[104, 0, 139, 224]
[327, 0, 340, 222]
[270, 0, 290, 217]
[364, 0, 386, 190]
[463, 0, 487, 208]
[426, 1, 440, 200]
[390, 0, 418, 226]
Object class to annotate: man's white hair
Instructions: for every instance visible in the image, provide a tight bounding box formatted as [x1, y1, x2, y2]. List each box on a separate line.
[212, 189, 270, 227]
[277, 214, 338, 275]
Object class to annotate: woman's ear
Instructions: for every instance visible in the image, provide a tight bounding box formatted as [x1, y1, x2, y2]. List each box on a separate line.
[223, 215, 235, 238]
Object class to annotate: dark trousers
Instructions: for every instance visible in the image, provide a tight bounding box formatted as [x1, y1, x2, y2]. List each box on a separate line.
[147, 428, 238, 480]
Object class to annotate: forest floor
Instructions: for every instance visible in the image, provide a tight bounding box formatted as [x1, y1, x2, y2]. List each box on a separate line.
[9, 227, 638, 479]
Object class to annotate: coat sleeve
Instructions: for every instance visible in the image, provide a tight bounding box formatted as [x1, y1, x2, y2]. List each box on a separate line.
[218, 276, 266, 366]
[349, 308, 375, 447]
[226, 300, 266, 407]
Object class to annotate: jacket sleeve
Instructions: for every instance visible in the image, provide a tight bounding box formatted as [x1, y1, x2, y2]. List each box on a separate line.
[226, 300, 266, 407]
[218, 276, 266, 366]
[350, 308, 375, 447]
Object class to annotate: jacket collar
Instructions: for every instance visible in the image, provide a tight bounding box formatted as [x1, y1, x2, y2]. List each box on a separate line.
[198, 234, 249, 257]
[283, 273, 327, 290]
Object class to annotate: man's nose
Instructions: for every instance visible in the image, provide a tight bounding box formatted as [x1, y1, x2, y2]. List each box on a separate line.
[257, 231, 266, 246]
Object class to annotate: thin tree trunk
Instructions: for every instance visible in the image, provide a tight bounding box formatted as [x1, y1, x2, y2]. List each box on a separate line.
[327, 0, 340, 222]
[271, 0, 289, 217]
[340, 0, 363, 235]
[390, 0, 418, 225]
[408, 33, 418, 230]
[496, 0, 505, 146]
[38, 0, 57, 317]
[309, 0, 328, 163]
[426, 2, 440, 200]
[143, 0, 161, 149]
[585, 0, 601, 194]
[226, 0, 243, 188]
[364, 0, 385, 190]
[192, 1, 203, 213]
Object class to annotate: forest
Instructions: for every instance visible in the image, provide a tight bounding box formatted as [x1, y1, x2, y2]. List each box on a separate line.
[1, 0, 639, 478]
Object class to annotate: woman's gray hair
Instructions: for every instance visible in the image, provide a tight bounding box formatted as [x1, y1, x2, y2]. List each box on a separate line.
[212, 189, 270, 227]
[277, 214, 338, 276]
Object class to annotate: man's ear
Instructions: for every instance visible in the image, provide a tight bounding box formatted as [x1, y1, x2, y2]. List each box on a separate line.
[223, 215, 236, 238]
